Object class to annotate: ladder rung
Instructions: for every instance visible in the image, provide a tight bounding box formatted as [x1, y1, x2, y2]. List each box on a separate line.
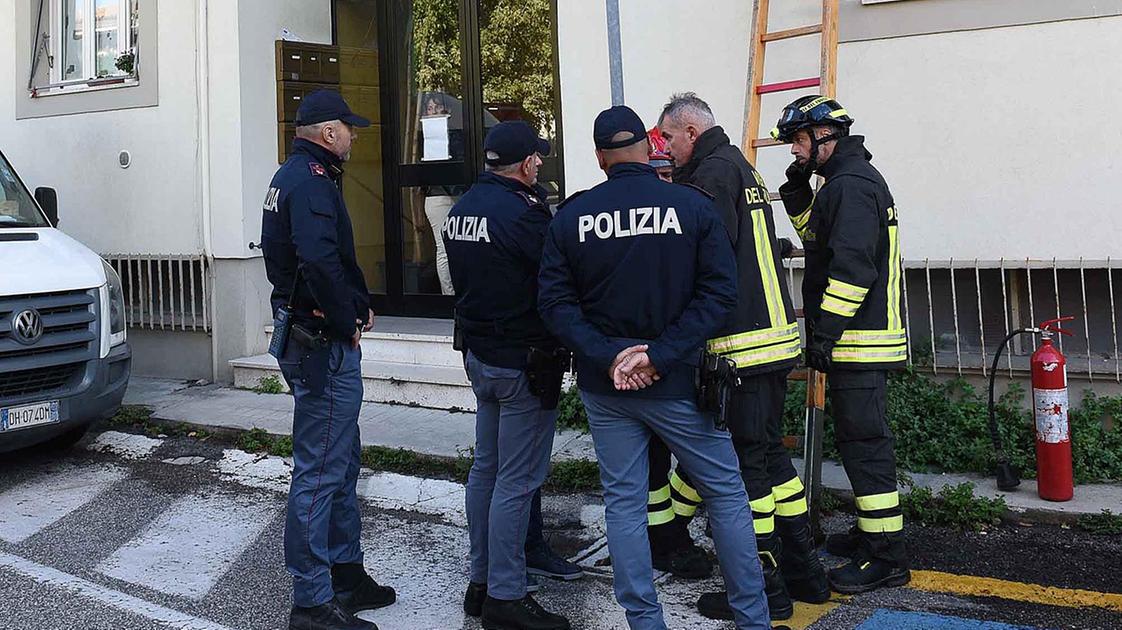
[788, 371, 808, 382]
[768, 191, 782, 202]
[794, 308, 805, 318]
[757, 77, 821, 95]
[751, 138, 784, 149]
[761, 24, 823, 43]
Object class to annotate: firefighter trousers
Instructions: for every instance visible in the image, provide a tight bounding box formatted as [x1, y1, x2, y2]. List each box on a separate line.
[830, 369, 907, 566]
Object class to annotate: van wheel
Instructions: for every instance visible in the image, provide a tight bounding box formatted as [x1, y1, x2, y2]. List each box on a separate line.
[41, 424, 91, 451]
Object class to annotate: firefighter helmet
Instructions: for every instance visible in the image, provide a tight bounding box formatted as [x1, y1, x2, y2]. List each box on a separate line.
[648, 127, 672, 169]
[770, 95, 853, 143]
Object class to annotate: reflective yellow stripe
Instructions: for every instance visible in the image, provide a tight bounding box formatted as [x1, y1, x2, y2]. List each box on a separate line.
[670, 471, 700, 503]
[754, 513, 776, 535]
[826, 277, 869, 301]
[648, 507, 675, 526]
[648, 485, 671, 504]
[828, 108, 849, 119]
[800, 96, 831, 111]
[772, 476, 805, 502]
[833, 346, 908, 363]
[821, 294, 860, 317]
[672, 501, 698, 517]
[751, 209, 785, 328]
[726, 340, 802, 369]
[837, 329, 907, 346]
[776, 497, 808, 517]
[750, 495, 776, 514]
[858, 515, 904, 533]
[855, 491, 900, 512]
[887, 224, 903, 331]
[708, 322, 800, 353]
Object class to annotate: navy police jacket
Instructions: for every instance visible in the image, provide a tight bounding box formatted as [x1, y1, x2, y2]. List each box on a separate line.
[443, 172, 557, 369]
[260, 139, 370, 341]
[538, 163, 738, 398]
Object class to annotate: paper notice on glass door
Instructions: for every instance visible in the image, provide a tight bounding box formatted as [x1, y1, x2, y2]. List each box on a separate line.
[421, 115, 451, 162]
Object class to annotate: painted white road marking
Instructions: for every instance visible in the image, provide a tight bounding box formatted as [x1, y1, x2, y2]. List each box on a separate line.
[0, 551, 236, 630]
[97, 491, 278, 599]
[87, 431, 164, 459]
[0, 464, 127, 543]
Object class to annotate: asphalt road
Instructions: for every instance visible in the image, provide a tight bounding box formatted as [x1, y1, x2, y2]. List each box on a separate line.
[0, 428, 1119, 630]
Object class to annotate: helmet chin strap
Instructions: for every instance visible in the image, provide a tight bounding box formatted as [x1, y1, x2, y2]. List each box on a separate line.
[807, 130, 844, 172]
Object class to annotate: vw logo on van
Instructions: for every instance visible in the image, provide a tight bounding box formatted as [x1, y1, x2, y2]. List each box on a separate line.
[12, 309, 44, 346]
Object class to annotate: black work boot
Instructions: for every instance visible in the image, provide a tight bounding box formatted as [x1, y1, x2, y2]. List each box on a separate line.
[331, 563, 396, 615]
[696, 547, 792, 622]
[464, 582, 487, 617]
[777, 515, 831, 603]
[481, 594, 571, 630]
[825, 526, 861, 559]
[827, 555, 910, 594]
[650, 518, 713, 580]
[289, 597, 376, 630]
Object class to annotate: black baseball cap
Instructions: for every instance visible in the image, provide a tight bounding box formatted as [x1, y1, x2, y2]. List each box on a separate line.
[484, 121, 551, 166]
[594, 105, 647, 150]
[296, 89, 371, 127]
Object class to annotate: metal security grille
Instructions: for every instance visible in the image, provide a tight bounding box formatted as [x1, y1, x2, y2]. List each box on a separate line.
[102, 255, 211, 333]
[782, 258, 1122, 382]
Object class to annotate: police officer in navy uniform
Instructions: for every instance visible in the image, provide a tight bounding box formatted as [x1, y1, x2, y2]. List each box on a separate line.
[538, 105, 772, 630]
[261, 89, 396, 630]
[443, 121, 571, 630]
[773, 95, 909, 594]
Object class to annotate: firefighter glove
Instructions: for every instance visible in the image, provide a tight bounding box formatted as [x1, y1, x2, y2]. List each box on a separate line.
[806, 335, 834, 374]
[786, 159, 814, 187]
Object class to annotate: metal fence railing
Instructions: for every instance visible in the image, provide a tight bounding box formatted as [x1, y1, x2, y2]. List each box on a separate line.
[102, 254, 212, 333]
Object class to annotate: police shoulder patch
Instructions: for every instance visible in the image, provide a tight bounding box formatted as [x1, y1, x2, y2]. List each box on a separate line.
[680, 182, 715, 200]
[511, 190, 544, 207]
[309, 162, 327, 177]
[557, 189, 588, 210]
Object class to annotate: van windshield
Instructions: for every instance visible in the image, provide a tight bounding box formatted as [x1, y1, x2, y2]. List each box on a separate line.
[0, 153, 48, 228]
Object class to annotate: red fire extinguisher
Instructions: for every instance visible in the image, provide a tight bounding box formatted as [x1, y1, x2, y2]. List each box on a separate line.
[1031, 317, 1075, 502]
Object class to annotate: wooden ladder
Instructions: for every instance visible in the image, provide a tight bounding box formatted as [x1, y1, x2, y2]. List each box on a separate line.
[743, 1, 841, 538]
[742, 0, 840, 165]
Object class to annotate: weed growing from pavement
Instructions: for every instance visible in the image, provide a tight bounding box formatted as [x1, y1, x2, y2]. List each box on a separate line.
[1077, 509, 1122, 536]
[252, 375, 285, 395]
[105, 406, 211, 440]
[901, 480, 1007, 531]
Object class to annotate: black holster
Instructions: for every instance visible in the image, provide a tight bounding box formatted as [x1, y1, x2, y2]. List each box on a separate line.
[697, 350, 740, 431]
[526, 346, 571, 410]
[290, 322, 330, 352]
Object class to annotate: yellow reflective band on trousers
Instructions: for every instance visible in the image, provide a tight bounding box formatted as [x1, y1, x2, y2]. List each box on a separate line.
[887, 224, 903, 330]
[775, 496, 808, 517]
[772, 476, 805, 502]
[672, 500, 698, 517]
[821, 294, 860, 318]
[750, 495, 776, 535]
[649, 484, 671, 504]
[751, 209, 786, 328]
[648, 506, 675, 526]
[855, 491, 900, 512]
[858, 515, 904, 533]
[670, 471, 700, 503]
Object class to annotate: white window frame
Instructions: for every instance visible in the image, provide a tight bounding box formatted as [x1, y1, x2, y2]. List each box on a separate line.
[38, 0, 137, 96]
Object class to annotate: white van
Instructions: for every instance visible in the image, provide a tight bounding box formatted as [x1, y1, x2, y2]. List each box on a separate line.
[1, 149, 131, 452]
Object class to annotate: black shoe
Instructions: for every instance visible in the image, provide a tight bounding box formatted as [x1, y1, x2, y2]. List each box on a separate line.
[761, 551, 794, 620]
[464, 582, 487, 617]
[777, 516, 831, 604]
[481, 594, 571, 630]
[652, 541, 713, 580]
[526, 545, 584, 581]
[289, 598, 376, 630]
[331, 564, 396, 615]
[827, 557, 911, 594]
[825, 526, 861, 559]
[695, 570, 793, 623]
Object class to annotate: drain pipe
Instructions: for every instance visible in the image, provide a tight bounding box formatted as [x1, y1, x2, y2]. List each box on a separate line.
[195, 0, 220, 382]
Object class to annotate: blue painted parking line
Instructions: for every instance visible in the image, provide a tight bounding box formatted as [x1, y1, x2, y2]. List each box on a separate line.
[856, 609, 1039, 630]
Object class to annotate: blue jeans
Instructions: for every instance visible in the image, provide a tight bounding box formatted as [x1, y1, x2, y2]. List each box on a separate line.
[465, 352, 557, 600]
[278, 340, 365, 608]
[581, 391, 770, 630]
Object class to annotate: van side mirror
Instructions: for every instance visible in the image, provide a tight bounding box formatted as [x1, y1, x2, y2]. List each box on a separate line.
[34, 187, 58, 227]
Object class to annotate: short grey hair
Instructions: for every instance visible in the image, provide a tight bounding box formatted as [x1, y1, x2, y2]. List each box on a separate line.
[659, 92, 716, 130]
[295, 120, 341, 139]
[484, 152, 522, 175]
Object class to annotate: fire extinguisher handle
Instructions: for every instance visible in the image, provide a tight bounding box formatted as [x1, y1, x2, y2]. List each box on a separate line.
[1039, 316, 1075, 336]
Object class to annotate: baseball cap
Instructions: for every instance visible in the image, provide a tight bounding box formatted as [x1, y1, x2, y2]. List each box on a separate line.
[296, 89, 371, 127]
[593, 105, 647, 150]
[484, 121, 551, 166]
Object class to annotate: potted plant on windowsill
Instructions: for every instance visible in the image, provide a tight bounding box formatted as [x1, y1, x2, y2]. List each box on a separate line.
[114, 50, 136, 76]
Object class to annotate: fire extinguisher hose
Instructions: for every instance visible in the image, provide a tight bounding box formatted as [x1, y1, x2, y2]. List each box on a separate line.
[988, 328, 1037, 490]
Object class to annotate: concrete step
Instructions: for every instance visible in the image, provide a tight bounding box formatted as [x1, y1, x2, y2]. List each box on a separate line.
[264, 324, 463, 368]
[230, 354, 475, 412]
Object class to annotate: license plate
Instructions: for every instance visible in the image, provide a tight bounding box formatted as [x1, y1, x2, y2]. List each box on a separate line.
[0, 401, 60, 432]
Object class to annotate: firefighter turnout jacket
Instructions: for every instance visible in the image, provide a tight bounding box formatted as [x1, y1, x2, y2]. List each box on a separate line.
[778, 135, 906, 369]
[674, 126, 800, 375]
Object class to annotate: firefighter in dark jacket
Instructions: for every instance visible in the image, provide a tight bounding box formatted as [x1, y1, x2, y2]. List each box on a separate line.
[658, 93, 828, 621]
[773, 95, 909, 594]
